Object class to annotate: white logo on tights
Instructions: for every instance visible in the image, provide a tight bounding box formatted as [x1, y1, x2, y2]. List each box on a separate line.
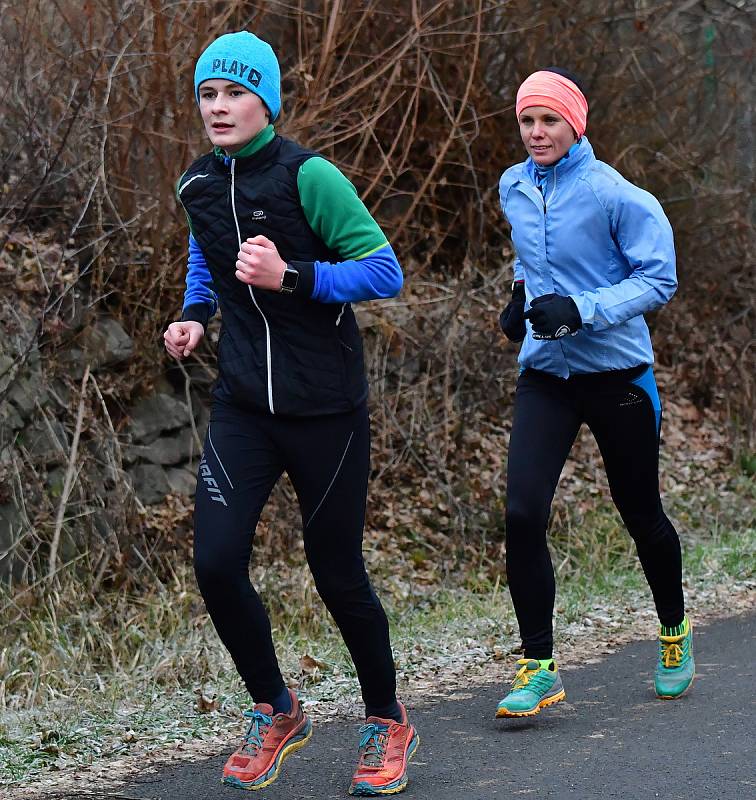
[199, 455, 228, 506]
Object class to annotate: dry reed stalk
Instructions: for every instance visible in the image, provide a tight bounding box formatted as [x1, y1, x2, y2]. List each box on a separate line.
[47, 365, 90, 581]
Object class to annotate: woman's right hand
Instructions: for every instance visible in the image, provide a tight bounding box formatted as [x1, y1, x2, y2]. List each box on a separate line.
[499, 280, 526, 342]
[163, 320, 205, 359]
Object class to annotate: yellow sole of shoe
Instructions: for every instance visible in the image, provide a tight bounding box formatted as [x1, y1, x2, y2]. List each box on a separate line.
[222, 725, 314, 791]
[350, 779, 409, 797]
[348, 733, 420, 796]
[496, 689, 566, 718]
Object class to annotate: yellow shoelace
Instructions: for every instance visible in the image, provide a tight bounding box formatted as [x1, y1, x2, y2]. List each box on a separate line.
[511, 659, 539, 690]
[660, 640, 684, 668]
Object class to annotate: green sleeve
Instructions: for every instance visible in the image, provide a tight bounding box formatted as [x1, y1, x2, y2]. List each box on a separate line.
[296, 157, 388, 260]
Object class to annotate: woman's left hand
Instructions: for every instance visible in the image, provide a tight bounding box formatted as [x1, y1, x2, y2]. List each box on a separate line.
[235, 236, 286, 291]
[524, 293, 583, 339]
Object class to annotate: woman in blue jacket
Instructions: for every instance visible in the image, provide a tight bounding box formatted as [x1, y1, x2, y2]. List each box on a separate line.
[495, 68, 694, 718]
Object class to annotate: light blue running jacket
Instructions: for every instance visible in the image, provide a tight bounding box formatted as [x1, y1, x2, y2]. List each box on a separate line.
[498, 137, 677, 378]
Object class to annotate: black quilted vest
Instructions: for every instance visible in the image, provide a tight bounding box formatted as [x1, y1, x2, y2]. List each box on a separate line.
[178, 136, 368, 416]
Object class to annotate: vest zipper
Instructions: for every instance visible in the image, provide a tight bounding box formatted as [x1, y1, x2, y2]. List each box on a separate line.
[230, 159, 275, 414]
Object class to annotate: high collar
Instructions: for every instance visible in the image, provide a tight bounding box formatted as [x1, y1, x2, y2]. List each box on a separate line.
[213, 124, 277, 165]
[525, 137, 594, 183]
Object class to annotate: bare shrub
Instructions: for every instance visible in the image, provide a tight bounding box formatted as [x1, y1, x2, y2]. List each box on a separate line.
[0, 0, 752, 594]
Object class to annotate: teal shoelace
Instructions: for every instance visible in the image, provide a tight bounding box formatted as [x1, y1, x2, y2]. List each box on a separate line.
[357, 722, 389, 767]
[241, 709, 273, 754]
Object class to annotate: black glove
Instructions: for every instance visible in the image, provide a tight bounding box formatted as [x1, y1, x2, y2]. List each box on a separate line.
[524, 293, 582, 340]
[498, 281, 526, 342]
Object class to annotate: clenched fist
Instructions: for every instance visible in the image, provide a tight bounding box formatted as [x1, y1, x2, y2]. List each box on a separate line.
[235, 235, 286, 291]
[163, 320, 205, 359]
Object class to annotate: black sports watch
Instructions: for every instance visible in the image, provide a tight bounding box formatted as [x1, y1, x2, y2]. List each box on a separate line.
[279, 264, 299, 294]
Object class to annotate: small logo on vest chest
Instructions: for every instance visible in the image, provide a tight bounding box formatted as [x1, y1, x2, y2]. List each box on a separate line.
[251, 209, 267, 222]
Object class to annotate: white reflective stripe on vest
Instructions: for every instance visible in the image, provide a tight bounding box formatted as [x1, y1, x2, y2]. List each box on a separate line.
[231, 158, 275, 415]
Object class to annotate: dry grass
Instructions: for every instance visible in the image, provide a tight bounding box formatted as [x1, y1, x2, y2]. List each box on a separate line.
[1, 382, 752, 706]
[0, 472, 752, 786]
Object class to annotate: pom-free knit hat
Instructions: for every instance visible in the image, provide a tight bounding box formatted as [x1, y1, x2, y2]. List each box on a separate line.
[194, 31, 281, 120]
[516, 70, 588, 138]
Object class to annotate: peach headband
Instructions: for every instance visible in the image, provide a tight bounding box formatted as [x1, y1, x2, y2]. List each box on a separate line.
[516, 71, 589, 138]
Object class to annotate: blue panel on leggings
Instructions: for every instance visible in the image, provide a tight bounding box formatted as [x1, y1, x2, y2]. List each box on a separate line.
[631, 366, 661, 433]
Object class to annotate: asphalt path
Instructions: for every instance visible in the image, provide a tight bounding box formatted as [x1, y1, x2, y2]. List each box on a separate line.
[53, 614, 756, 799]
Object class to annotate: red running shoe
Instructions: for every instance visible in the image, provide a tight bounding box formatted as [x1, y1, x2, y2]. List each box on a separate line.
[349, 702, 419, 796]
[222, 689, 312, 791]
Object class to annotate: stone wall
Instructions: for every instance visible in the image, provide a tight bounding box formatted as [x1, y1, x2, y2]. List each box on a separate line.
[0, 304, 206, 581]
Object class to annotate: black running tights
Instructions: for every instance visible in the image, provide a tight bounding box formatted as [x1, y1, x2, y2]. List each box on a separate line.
[505, 366, 685, 659]
[192, 401, 396, 709]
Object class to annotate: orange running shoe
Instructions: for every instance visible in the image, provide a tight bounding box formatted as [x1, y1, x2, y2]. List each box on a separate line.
[348, 702, 419, 796]
[222, 689, 312, 791]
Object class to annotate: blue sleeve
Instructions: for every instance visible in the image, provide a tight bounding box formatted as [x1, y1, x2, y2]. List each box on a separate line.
[513, 253, 524, 283]
[181, 234, 218, 324]
[311, 243, 403, 304]
[499, 170, 525, 284]
[570, 185, 677, 331]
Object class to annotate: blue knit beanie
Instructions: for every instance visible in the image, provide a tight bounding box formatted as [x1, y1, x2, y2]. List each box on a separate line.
[194, 32, 281, 120]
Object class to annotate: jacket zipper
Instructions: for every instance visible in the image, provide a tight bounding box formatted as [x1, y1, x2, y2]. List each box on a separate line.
[547, 164, 558, 209]
[533, 163, 558, 214]
[527, 165, 559, 282]
[230, 159, 275, 414]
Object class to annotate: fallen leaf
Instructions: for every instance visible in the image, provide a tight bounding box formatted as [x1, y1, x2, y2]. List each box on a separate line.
[300, 654, 325, 673]
[194, 688, 219, 713]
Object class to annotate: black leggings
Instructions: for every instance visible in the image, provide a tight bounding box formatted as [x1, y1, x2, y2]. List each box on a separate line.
[506, 366, 685, 659]
[193, 401, 396, 710]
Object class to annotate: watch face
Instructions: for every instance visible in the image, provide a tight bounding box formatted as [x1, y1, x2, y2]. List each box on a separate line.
[281, 268, 298, 291]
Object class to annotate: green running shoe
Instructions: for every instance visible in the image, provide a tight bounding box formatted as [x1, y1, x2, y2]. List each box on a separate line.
[655, 616, 695, 699]
[496, 658, 566, 718]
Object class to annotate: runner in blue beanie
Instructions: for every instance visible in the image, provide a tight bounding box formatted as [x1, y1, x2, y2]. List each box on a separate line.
[164, 30, 418, 797]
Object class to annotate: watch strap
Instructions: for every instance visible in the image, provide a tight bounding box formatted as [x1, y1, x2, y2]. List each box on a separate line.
[285, 260, 316, 298]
